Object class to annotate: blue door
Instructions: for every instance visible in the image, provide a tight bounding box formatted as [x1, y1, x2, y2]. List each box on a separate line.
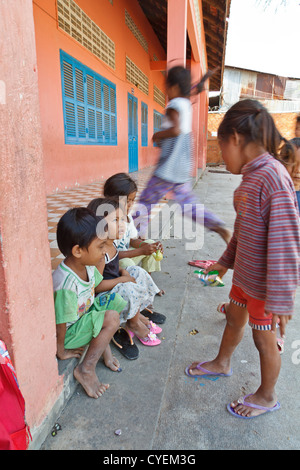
[128, 93, 138, 172]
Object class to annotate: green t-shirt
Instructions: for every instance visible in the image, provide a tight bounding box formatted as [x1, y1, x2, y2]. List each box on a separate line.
[52, 261, 103, 328]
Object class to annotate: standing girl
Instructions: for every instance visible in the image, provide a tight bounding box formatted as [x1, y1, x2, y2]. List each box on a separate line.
[185, 99, 300, 419]
[136, 66, 231, 244]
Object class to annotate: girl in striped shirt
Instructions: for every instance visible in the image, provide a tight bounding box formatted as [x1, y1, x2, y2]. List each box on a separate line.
[185, 99, 300, 419]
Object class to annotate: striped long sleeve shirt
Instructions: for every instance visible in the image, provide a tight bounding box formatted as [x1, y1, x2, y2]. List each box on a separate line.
[219, 153, 300, 315]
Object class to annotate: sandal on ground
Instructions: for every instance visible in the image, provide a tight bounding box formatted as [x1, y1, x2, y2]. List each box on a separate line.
[217, 303, 227, 315]
[188, 260, 217, 268]
[185, 361, 233, 378]
[141, 307, 166, 324]
[277, 337, 284, 354]
[112, 327, 139, 360]
[135, 331, 161, 346]
[227, 394, 281, 419]
[148, 320, 162, 334]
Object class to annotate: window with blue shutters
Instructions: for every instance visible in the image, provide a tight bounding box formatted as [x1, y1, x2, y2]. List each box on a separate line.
[141, 102, 148, 147]
[153, 110, 163, 147]
[60, 50, 117, 145]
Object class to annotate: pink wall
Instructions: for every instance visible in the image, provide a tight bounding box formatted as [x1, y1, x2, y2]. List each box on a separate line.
[0, 0, 62, 429]
[33, 0, 166, 194]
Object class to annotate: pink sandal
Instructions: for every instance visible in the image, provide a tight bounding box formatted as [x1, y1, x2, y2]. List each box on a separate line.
[127, 329, 161, 346]
[188, 260, 217, 269]
[148, 321, 162, 334]
[136, 331, 161, 346]
[217, 303, 228, 314]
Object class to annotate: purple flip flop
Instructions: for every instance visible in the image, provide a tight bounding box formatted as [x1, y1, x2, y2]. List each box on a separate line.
[185, 361, 233, 378]
[227, 394, 281, 419]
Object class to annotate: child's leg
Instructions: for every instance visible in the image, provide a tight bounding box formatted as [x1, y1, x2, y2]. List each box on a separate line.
[74, 310, 119, 399]
[172, 181, 231, 243]
[229, 328, 280, 418]
[187, 299, 248, 376]
[135, 175, 174, 238]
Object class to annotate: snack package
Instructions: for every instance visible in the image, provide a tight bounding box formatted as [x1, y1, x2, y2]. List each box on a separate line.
[194, 269, 224, 287]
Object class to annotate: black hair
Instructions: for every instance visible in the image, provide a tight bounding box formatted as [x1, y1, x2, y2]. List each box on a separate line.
[280, 138, 300, 175]
[296, 115, 300, 124]
[218, 99, 285, 158]
[87, 197, 120, 216]
[166, 66, 216, 97]
[103, 173, 137, 198]
[87, 197, 124, 238]
[56, 207, 99, 257]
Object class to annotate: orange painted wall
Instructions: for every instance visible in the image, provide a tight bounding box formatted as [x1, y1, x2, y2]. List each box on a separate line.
[0, 0, 62, 431]
[33, 0, 166, 194]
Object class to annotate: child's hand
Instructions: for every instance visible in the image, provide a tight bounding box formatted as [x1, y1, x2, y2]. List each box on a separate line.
[268, 313, 292, 338]
[141, 243, 157, 255]
[57, 347, 85, 360]
[204, 262, 228, 278]
[120, 271, 136, 284]
[154, 241, 163, 253]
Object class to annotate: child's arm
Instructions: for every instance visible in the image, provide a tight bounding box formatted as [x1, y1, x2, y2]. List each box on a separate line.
[56, 323, 84, 360]
[152, 108, 180, 143]
[95, 258, 136, 293]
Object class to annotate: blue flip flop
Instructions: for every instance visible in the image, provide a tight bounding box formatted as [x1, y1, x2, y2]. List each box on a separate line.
[227, 394, 281, 419]
[185, 361, 233, 378]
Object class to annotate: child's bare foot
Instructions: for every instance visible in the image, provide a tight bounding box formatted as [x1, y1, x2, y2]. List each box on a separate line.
[74, 364, 109, 399]
[103, 346, 121, 372]
[156, 289, 165, 296]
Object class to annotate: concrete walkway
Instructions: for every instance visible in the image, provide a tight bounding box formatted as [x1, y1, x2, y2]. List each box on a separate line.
[41, 169, 300, 451]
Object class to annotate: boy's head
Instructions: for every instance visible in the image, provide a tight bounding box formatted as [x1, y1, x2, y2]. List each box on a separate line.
[296, 115, 300, 138]
[57, 207, 106, 263]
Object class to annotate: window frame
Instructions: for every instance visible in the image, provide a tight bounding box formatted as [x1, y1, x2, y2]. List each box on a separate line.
[60, 50, 117, 145]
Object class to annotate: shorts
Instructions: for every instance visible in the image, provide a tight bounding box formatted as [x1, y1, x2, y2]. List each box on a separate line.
[64, 292, 127, 349]
[229, 284, 273, 331]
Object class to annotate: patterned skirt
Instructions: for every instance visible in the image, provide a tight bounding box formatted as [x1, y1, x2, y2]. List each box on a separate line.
[97, 265, 160, 323]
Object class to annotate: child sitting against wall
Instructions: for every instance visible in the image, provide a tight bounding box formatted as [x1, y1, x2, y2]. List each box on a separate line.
[52, 207, 127, 399]
[103, 173, 165, 296]
[88, 197, 165, 356]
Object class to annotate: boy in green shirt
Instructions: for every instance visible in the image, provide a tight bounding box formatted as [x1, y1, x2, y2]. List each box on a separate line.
[52, 207, 127, 399]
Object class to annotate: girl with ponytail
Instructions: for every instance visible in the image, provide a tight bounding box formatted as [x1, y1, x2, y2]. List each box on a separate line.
[185, 99, 300, 419]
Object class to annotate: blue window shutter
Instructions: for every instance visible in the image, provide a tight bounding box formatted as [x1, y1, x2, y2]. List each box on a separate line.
[153, 110, 162, 147]
[60, 50, 117, 145]
[141, 102, 148, 146]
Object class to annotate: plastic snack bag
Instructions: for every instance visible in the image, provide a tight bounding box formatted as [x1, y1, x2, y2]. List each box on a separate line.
[194, 269, 224, 287]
